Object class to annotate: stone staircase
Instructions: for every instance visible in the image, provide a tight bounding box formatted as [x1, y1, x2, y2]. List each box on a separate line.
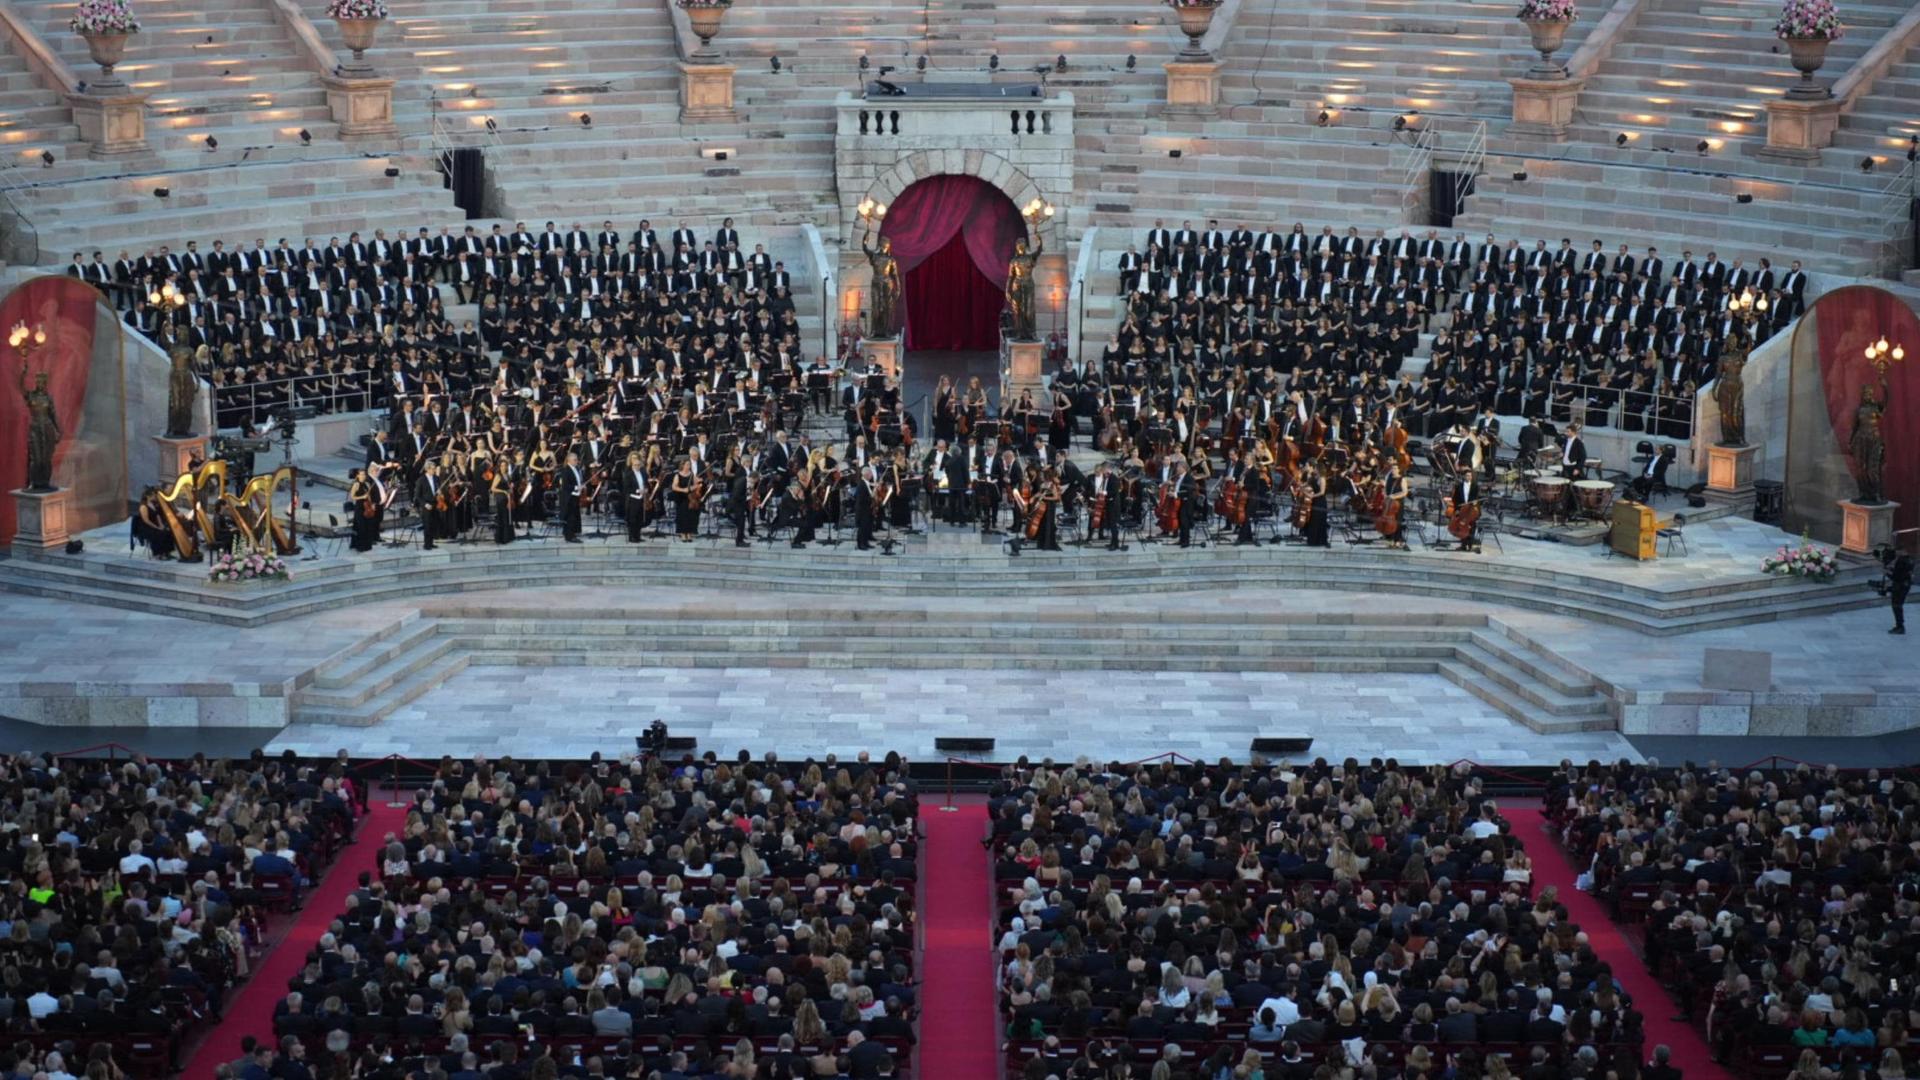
[1834, 44, 1920, 160]
[285, 606, 1615, 732]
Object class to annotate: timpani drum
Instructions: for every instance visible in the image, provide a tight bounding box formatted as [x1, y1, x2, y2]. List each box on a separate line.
[1530, 475, 1569, 516]
[1573, 479, 1613, 519]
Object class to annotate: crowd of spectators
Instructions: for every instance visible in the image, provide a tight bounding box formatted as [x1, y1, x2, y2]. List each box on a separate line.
[1107, 220, 1808, 445]
[990, 757, 1668, 1080]
[256, 752, 919, 1080]
[1548, 759, 1920, 1080]
[0, 750, 362, 1078]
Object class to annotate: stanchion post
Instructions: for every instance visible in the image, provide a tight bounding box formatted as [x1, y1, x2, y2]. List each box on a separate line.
[386, 754, 405, 808]
[940, 758, 957, 812]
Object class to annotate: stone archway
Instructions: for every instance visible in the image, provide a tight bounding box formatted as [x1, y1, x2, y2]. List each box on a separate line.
[843, 151, 1062, 250]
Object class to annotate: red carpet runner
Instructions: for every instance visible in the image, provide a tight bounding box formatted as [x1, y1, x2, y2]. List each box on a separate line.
[1505, 807, 1728, 1080]
[181, 798, 410, 1076]
[917, 796, 998, 1080]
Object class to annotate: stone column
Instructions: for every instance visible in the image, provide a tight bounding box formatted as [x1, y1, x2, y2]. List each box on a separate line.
[153, 435, 208, 490]
[67, 92, 149, 158]
[679, 62, 736, 123]
[1837, 499, 1898, 555]
[9, 488, 72, 552]
[1163, 61, 1221, 119]
[322, 76, 399, 139]
[1758, 97, 1842, 164]
[1508, 77, 1583, 141]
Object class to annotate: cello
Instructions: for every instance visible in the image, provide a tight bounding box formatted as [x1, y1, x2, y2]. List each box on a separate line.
[1155, 480, 1181, 535]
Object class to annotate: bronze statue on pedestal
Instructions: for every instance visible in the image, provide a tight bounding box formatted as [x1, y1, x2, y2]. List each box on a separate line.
[1713, 331, 1748, 447]
[166, 345, 200, 438]
[1849, 381, 1887, 505]
[16, 367, 59, 492]
[1005, 233, 1043, 341]
[861, 235, 900, 340]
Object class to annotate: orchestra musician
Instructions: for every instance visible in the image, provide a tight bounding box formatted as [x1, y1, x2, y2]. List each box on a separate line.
[413, 459, 445, 551]
[1379, 464, 1411, 550]
[1034, 467, 1064, 552]
[854, 466, 877, 551]
[556, 450, 585, 543]
[619, 450, 649, 543]
[728, 453, 751, 547]
[490, 457, 514, 545]
[349, 466, 385, 552]
[1450, 470, 1483, 554]
[1301, 463, 1330, 548]
[670, 458, 699, 541]
[1089, 461, 1122, 551]
[1560, 422, 1589, 481]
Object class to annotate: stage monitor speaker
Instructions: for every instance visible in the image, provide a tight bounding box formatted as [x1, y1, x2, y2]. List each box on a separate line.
[1251, 736, 1313, 754]
[63, 540, 84, 555]
[935, 736, 995, 752]
[662, 736, 697, 751]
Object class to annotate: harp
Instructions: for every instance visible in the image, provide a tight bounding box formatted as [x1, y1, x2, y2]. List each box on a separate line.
[221, 466, 300, 556]
[152, 459, 229, 561]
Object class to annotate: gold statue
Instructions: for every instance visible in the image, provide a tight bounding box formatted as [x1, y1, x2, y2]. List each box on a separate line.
[1849, 381, 1887, 505]
[861, 234, 900, 340]
[166, 345, 201, 438]
[1005, 232, 1044, 341]
[1713, 331, 1748, 447]
[16, 367, 59, 492]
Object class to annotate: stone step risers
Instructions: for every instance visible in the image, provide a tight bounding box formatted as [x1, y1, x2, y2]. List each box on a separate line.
[1457, 192, 1894, 259]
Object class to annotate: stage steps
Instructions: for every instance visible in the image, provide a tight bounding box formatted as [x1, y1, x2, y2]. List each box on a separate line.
[285, 609, 1615, 732]
[0, 538, 1881, 635]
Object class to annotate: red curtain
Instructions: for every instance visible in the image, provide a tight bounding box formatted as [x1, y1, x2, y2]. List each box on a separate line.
[0, 276, 99, 542]
[880, 174, 1024, 350]
[903, 231, 1007, 351]
[1813, 285, 1920, 534]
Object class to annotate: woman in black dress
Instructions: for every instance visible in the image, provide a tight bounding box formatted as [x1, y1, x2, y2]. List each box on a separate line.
[671, 459, 699, 541]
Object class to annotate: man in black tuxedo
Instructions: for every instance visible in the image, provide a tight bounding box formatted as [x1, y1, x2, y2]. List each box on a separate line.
[413, 460, 444, 551]
[1560, 422, 1589, 480]
[555, 451, 585, 542]
[1451, 472, 1482, 553]
[729, 464, 750, 547]
[854, 467, 877, 551]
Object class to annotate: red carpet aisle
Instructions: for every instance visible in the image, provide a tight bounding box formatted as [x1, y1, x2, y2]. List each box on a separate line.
[917, 796, 998, 1080]
[1505, 807, 1728, 1080]
[182, 798, 410, 1076]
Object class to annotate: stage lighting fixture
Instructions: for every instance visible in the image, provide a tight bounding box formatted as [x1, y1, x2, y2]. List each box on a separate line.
[299, 128, 312, 145]
[916, 55, 927, 71]
[1696, 139, 1709, 154]
[1126, 54, 1136, 71]
[1392, 115, 1407, 131]
[1615, 132, 1628, 147]
[1908, 134, 1917, 163]
[384, 166, 400, 177]
[859, 54, 870, 71]
[1862, 156, 1876, 173]
[1735, 192, 1753, 204]
[153, 186, 170, 198]
[484, 117, 498, 133]
[715, 151, 728, 161]
[580, 113, 592, 127]
[1316, 110, 1330, 126]
[205, 135, 218, 150]
[1056, 54, 1067, 73]
[770, 55, 781, 72]
[39, 150, 53, 167]
[1511, 171, 1527, 182]
[1169, 149, 1182, 158]
[989, 53, 999, 70]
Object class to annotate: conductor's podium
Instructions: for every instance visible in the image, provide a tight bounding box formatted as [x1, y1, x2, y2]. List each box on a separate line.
[1609, 499, 1659, 560]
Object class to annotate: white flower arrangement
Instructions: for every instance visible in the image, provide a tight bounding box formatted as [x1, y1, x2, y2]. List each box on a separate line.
[1761, 533, 1839, 583]
[1517, 0, 1577, 20]
[208, 544, 293, 584]
[325, 0, 389, 19]
[1775, 0, 1843, 40]
[69, 0, 139, 34]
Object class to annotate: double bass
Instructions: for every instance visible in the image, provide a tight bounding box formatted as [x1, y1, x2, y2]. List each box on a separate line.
[1443, 496, 1481, 540]
[1155, 480, 1181, 535]
[1214, 475, 1247, 527]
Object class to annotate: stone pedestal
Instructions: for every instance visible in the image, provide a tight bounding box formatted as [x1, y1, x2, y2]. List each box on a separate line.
[1705, 443, 1758, 497]
[1006, 339, 1046, 400]
[1838, 499, 1898, 555]
[860, 337, 902, 381]
[1758, 96, 1841, 163]
[66, 92, 149, 158]
[1162, 61, 1221, 119]
[322, 76, 398, 139]
[153, 434, 208, 488]
[9, 488, 71, 552]
[1507, 76, 1583, 141]
[679, 61, 736, 123]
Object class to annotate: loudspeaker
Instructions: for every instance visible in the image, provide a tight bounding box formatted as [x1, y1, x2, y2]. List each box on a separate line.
[934, 737, 995, 752]
[663, 736, 697, 751]
[1251, 736, 1313, 754]
[1684, 481, 1707, 508]
[63, 539, 84, 555]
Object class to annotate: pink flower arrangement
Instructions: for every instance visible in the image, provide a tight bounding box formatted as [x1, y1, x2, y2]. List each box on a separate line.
[1517, 0, 1577, 20]
[324, 0, 389, 19]
[1775, 0, 1843, 40]
[208, 544, 292, 584]
[1761, 534, 1838, 582]
[678, 0, 734, 8]
[1166, 0, 1223, 7]
[69, 0, 139, 34]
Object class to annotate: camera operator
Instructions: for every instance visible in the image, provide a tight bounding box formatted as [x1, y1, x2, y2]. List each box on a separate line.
[1884, 543, 1913, 636]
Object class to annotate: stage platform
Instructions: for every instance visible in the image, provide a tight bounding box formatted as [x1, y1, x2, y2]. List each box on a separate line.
[0, 510, 1907, 756]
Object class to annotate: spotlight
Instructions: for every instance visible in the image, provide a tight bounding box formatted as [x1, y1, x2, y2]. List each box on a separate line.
[484, 116, 498, 133]
[859, 54, 869, 71]
[1862, 156, 1876, 173]
[299, 128, 312, 145]
[1169, 148, 1182, 158]
[1393, 115, 1407, 131]
[153, 186, 170, 198]
[770, 55, 781, 72]
[205, 135, 218, 151]
[1126, 54, 1136, 72]
[1735, 192, 1753, 204]
[1615, 132, 1628, 147]
[1316, 110, 1330, 126]
[39, 149, 53, 167]
[1511, 171, 1527, 182]
[1908, 134, 1917, 163]
[916, 55, 927, 71]
[579, 113, 591, 127]
[1055, 54, 1066, 73]
[989, 53, 999, 71]
[1696, 139, 1709, 154]
[384, 166, 400, 178]
[714, 151, 727, 161]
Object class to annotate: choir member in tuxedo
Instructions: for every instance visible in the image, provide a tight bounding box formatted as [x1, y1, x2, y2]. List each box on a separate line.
[556, 451, 585, 542]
